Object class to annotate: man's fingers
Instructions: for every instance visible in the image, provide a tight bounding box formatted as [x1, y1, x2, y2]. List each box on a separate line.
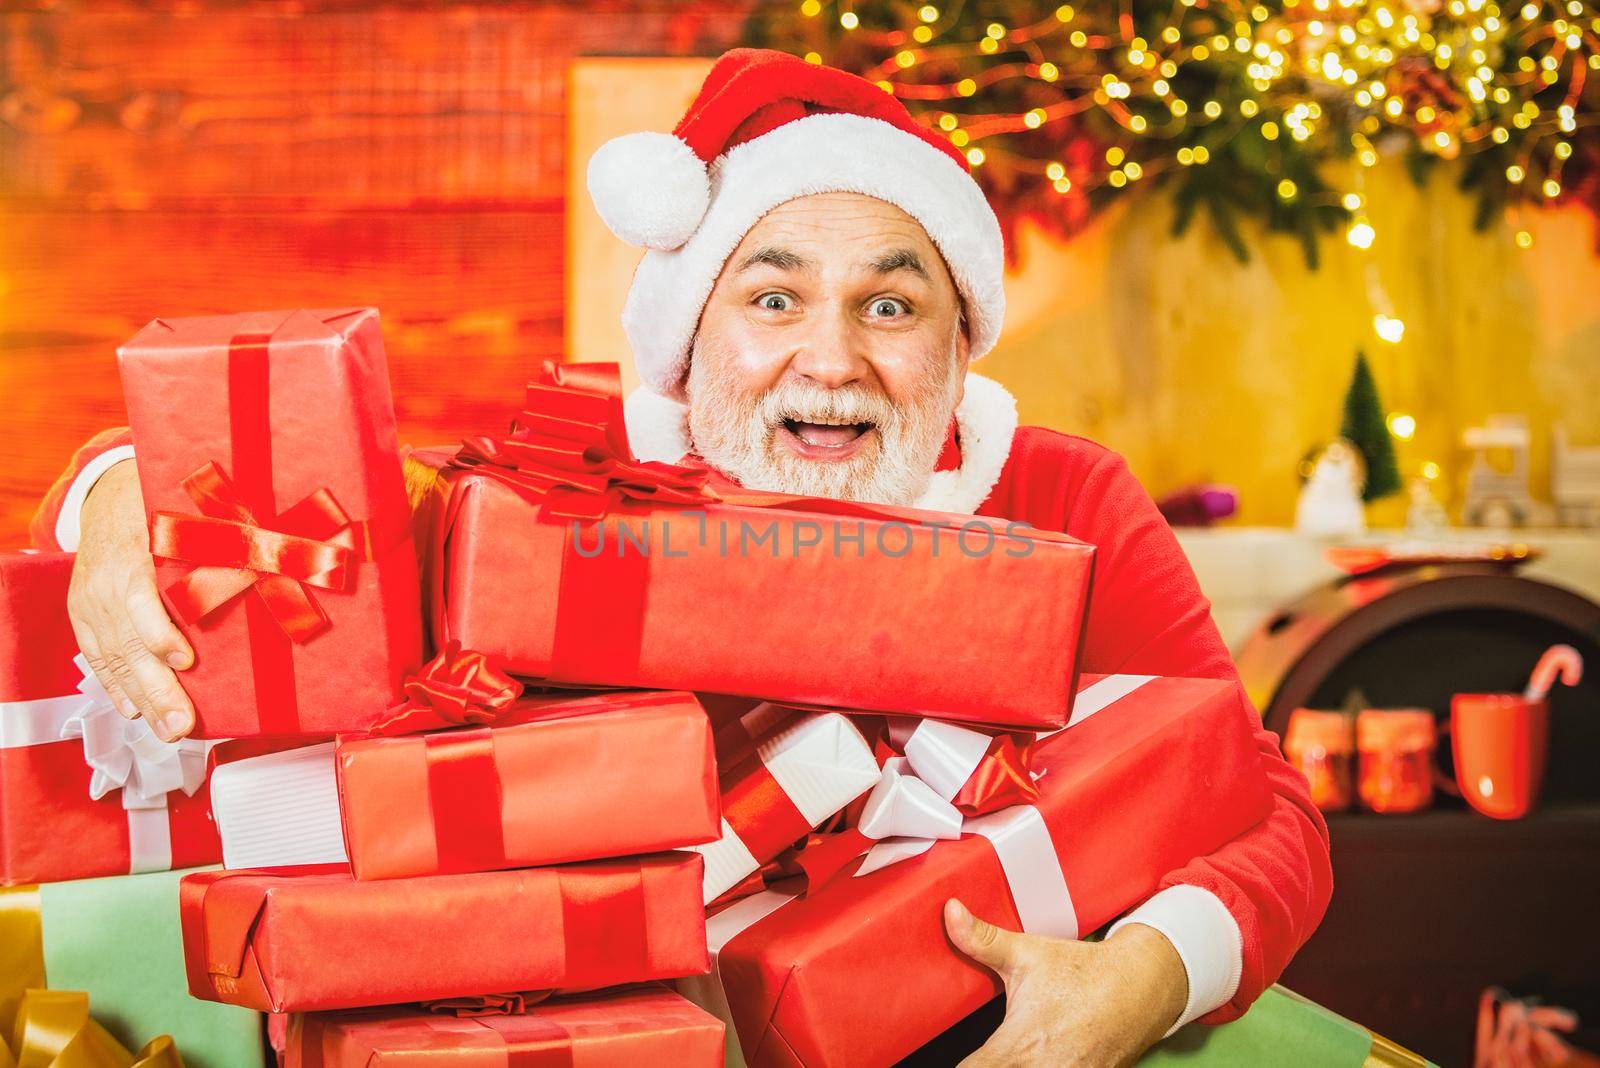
[111, 624, 194, 742]
[126, 585, 193, 671]
[70, 619, 138, 721]
[944, 898, 1026, 977]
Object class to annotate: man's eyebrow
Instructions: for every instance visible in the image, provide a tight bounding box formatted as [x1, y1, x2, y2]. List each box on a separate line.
[735, 245, 815, 274]
[869, 247, 931, 280]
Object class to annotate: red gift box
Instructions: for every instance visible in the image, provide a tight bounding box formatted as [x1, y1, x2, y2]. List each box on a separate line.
[424, 363, 1095, 730]
[180, 854, 710, 1012]
[0, 551, 222, 884]
[210, 688, 721, 879]
[340, 689, 720, 879]
[679, 675, 1276, 1068]
[286, 987, 726, 1067]
[118, 308, 423, 738]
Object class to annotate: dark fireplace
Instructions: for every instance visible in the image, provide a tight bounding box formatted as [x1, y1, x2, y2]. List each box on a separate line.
[1238, 562, 1600, 1065]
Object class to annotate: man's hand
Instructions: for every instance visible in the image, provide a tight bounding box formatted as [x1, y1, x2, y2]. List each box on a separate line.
[68, 459, 196, 742]
[944, 898, 1189, 1067]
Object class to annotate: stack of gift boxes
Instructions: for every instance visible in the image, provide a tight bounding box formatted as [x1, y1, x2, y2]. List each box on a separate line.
[0, 307, 1285, 1068]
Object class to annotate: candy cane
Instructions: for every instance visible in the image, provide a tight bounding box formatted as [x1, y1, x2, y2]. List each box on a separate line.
[1524, 644, 1583, 701]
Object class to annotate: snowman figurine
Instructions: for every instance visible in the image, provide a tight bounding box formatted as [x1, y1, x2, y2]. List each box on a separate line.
[1296, 439, 1368, 538]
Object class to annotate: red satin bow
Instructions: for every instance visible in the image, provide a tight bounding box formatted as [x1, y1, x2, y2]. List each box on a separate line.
[149, 461, 370, 643]
[951, 734, 1041, 816]
[450, 361, 715, 522]
[370, 641, 525, 736]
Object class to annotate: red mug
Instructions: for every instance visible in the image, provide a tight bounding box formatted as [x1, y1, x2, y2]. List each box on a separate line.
[1446, 693, 1549, 820]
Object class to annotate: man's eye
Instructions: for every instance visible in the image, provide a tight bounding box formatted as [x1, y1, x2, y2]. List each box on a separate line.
[868, 298, 908, 319]
[756, 293, 793, 312]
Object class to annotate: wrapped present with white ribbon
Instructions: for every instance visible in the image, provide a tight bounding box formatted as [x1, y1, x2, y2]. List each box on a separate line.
[679, 674, 1275, 1068]
[686, 706, 880, 904]
[0, 552, 223, 885]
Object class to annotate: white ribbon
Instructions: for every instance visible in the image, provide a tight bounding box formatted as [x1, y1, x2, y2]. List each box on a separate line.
[1058, 673, 1157, 732]
[57, 655, 213, 810]
[965, 805, 1078, 939]
[0, 694, 90, 749]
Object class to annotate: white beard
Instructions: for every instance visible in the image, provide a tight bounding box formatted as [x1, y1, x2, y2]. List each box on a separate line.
[684, 335, 962, 507]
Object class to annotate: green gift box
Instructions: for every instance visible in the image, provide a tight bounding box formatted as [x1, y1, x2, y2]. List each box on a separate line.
[0, 866, 265, 1068]
[1143, 986, 1435, 1067]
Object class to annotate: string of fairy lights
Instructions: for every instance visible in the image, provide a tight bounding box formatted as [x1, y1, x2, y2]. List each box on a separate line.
[748, 0, 1599, 287]
[742, 0, 1597, 487]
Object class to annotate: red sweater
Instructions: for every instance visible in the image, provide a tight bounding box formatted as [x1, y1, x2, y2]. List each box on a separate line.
[978, 426, 1332, 1023]
[32, 422, 1331, 1027]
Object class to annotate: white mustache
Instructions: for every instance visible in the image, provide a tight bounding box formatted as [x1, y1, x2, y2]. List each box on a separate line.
[758, 384, 895, 430]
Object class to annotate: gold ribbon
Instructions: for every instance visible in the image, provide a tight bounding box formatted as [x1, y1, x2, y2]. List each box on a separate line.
[1364, 1030, 1433, 1068]
[0, 990, 183, 1068]
[0, 888, 44, 1040]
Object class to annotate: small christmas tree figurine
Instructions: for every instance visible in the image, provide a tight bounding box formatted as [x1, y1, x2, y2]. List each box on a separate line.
[1340, 352, 1402, 502]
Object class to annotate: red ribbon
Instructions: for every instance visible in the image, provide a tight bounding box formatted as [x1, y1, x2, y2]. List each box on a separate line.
[370, 641, 525, 736]
[150, 461, 370, 643]
[425, 728, 509, 874]
[144, 326, 379, 735]
[166, 330, 302, 736]
[707, 830, 875, 909]
[721, 752, 815, 866]
[448, 361, 716, 522]
[471, 1014, 577, 1068]
[422, 992, 548, 1017]
[444, 362, 718, 685]
[555, 863, 652, 992]
[363, 643, 525, 875]
[296, 997, 572, 1068]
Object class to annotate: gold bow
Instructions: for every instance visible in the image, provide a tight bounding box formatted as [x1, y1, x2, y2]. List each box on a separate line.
[0, 990, 184, 1068]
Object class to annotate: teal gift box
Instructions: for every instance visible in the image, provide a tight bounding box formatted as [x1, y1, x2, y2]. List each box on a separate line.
[1143, 986, 1436, 1067]
[1, 865, 265, 1068]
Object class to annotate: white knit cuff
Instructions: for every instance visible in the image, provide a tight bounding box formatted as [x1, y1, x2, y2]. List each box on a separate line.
[55, 445, 136, 552]
[1108, 884, 1244, 1037]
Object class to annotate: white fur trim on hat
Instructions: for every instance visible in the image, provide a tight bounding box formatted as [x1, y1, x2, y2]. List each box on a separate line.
[621, 372, 1018, 516]
[620, 112, 1006, 400]
[588, 131, 711, 251]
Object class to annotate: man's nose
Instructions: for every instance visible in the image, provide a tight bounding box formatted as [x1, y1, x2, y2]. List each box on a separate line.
[788, 309, 869, 390]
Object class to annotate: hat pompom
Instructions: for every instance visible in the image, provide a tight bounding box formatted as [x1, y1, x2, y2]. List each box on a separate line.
[586, 131, 710, 250]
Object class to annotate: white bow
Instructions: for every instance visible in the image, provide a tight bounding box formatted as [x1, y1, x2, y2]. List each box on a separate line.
[854, 721, 1010, 876]
[856, 757, 965, 843]
[58, 655, 213, 810]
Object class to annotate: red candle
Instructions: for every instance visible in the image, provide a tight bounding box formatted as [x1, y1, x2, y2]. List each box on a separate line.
[1284, 709, 1356, 814]
[1357, 709, 1437, 814]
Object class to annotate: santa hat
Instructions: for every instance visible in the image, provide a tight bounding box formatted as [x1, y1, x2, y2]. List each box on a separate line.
[588, 48, 1006, 400]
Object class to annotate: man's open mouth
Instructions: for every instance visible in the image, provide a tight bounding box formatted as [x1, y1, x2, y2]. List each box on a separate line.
[781, 418, 873, 448]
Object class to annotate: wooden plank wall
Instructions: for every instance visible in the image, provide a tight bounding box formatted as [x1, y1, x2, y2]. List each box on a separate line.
[0, 2, 746, 542]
